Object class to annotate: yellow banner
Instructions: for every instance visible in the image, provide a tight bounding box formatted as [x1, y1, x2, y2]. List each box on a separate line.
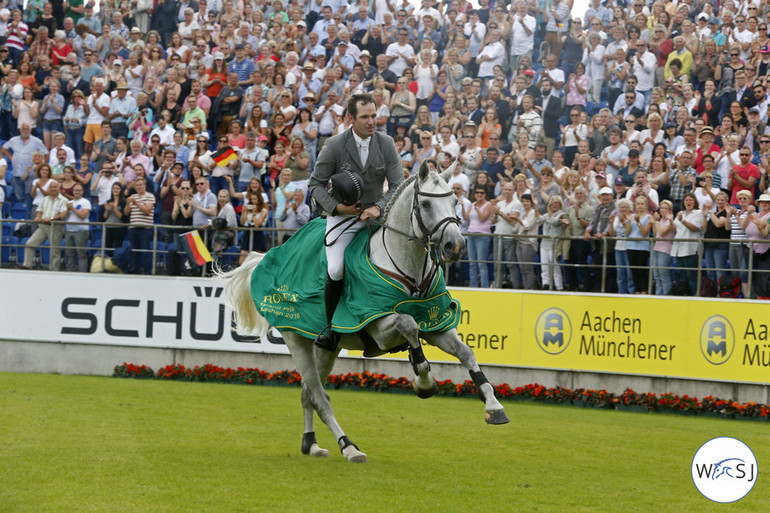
[399, 290, 770, 384]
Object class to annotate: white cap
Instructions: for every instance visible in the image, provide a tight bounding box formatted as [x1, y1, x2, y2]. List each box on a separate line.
[598, 187, 613, 195]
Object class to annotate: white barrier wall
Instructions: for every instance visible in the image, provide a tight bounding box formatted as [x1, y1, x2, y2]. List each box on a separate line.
[1, 270, 768, 404]
[1, 270, 289, 354]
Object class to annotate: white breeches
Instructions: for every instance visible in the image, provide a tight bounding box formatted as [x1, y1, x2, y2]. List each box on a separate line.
[325, 215, 365, 281]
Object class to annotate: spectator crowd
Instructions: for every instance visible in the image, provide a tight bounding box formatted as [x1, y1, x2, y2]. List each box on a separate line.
[0, 0, 769, 297]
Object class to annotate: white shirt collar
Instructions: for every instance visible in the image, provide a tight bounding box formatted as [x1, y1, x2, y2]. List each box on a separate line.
[352, 129, 371, 147]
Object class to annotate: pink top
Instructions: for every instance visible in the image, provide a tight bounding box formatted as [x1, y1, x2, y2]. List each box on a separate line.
[653, 218, 673, 254]
[566, 75, 589, 106]
[745, 211, 770, 255]
[468, 202, 493, 234]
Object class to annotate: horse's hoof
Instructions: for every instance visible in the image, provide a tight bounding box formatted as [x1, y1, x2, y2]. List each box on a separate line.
[342, 445, 368, 463]
[308, 444, 329, 458]
[485, 409, 510, 425]
[412, 379, 438, 399]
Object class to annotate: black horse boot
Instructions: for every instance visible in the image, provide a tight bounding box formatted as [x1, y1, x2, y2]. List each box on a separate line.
[314, 275, 345, 351]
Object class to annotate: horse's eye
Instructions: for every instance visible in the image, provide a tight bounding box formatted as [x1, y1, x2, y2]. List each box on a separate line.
[421, 200, 431, 209]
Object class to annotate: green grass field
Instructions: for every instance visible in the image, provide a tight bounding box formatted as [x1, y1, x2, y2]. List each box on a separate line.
[1, 372, 767, 513]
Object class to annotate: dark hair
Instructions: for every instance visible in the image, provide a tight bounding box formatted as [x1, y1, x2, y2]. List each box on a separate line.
[347, 92, 375, 119]
[521, 193, 533, 202]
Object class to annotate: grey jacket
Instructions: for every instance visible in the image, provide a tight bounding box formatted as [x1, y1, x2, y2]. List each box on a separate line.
[309, 128, 404, 215]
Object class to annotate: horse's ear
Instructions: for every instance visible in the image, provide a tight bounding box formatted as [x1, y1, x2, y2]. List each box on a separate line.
[440, 158, 457, 182]
[418, 158, 430, 182]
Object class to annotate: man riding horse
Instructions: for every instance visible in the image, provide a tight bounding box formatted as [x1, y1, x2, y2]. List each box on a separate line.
[309, 92, 405, 352]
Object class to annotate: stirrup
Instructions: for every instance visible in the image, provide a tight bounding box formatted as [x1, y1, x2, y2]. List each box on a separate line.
[314, 325, 340, 352]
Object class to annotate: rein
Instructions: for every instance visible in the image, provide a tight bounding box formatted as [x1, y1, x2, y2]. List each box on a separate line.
[370, 176, 459, 297]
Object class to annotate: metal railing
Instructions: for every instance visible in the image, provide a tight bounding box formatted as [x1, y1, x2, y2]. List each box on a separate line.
[0, 217, 294, 276]
[454, 232, 766, 297]
[1, 218, 766, 297]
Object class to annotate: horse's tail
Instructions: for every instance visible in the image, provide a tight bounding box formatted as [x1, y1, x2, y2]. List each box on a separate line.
[216, 252, 271, 338]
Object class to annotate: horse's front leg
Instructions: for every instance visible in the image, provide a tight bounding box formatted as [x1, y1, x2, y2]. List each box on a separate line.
[422, 328, 510, 425]
[369, 314, 438, 398]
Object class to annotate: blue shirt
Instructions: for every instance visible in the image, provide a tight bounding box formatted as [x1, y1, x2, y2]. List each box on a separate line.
[584, 5, 613, 28]
[229, 58, 256, 83]
[4, 135, 48, 179]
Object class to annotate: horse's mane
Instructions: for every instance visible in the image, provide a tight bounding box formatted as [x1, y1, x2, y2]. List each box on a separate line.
[382, 172, 420, 223]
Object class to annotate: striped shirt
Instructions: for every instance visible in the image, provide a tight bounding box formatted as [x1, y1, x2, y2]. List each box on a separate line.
[5, 21, 28, 51]
[128, 192, 155, 226]
[729, 211, 749, 246]
[36, 193, 68, 220]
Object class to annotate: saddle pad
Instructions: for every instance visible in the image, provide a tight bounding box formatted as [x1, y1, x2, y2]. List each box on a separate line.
[250, 218, 461, 338]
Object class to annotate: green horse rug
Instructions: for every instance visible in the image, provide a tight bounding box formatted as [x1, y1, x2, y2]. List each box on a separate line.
[250, 218, 461, 338]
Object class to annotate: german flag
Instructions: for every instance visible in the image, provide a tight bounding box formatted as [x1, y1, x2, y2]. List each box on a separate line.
[177, 230, 213, 266]
[212, 146, 238, 167]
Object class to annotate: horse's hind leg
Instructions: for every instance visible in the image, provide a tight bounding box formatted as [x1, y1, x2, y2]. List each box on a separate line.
[421, 329, 510, 425]
[301, 386, 329, 458]
[284, 332, 368, 463]
[300, 342, 345, 458]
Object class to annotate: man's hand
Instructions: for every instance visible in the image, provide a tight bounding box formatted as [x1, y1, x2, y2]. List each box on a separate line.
[336, 203, 360, 215]
[359, 205, 380, 221]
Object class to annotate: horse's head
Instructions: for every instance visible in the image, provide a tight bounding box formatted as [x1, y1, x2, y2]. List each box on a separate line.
[412, 159, 465, 263]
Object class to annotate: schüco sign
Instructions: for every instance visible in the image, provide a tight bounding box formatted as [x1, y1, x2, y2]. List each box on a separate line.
[0, 271, 289, 354]
[60, 285, 263, 343]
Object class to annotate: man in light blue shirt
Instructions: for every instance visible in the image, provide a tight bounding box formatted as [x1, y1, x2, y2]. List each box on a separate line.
[80, 5, 101, 34]
[2, 123, 47, 209]
[107, 82, 137, 139]
[584, 0, 613, 30]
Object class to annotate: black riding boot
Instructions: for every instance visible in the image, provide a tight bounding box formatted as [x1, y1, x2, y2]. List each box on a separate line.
[314, 275, 345, 351]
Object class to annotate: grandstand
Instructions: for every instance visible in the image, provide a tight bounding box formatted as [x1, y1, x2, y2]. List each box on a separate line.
[0, 0, 769, 298]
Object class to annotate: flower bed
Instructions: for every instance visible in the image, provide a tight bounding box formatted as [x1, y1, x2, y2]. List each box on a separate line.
[113, 363, 770, 420]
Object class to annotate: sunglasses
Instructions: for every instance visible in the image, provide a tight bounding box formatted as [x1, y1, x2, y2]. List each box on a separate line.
[196, 182, 207, 186]
[761, 140, 770, 143]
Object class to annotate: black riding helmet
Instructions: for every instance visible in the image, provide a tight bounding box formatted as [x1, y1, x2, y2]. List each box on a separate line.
[327, 170, 363, 206]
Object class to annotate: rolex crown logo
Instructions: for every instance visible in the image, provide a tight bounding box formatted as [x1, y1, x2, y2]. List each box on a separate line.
[277, 284, 289, 292]
[428, 305, 440, 321]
